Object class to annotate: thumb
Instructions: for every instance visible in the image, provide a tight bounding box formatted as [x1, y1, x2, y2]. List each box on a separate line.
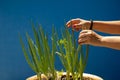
[72, 22, 85, 28]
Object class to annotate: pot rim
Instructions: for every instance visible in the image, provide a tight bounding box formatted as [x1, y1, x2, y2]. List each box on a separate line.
[83, 73, 103, 80]
[26, 72, 103, 80]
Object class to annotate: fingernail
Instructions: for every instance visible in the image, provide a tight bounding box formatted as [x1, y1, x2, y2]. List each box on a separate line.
[73, 25, 76, 28]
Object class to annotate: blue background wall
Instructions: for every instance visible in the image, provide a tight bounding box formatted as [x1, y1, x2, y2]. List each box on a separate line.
[0, 0, 120, 80]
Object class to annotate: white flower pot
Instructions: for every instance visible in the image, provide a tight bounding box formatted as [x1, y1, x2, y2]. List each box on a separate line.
[26, 72, 103, 80]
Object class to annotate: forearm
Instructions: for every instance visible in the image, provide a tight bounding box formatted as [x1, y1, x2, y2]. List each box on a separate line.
[100, 36, 120, 50]
[93, 21, 120, 34]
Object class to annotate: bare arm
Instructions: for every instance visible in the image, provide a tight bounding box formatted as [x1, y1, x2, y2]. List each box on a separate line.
[93, 21, 120, 34]
[101, 36, 120, 50]
[66, 18, 120, 34]
[66, 18, 120, 50]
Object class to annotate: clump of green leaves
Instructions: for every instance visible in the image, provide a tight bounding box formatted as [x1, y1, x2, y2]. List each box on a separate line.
[57, 27, 89, 80]
[20, 22, 89, 80]
[20, 24, 58, 80]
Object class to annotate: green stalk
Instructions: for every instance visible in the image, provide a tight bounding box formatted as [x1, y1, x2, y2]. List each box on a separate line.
[20, 24, 58, 79]
[26, 33, 40, 73]
[79, 46, 84, 80]
[19, 35, 37, 73]
[80, 72, 83, 80]
[32, 24, 43, 72]
[39, 26, 50, 74]
[51, 26, 57, 80]
[37, 73, 41, 80]
[83, 45, 89, 70]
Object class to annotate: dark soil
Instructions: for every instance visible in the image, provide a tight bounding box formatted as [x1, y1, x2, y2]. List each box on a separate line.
[60, 75, 97, 80]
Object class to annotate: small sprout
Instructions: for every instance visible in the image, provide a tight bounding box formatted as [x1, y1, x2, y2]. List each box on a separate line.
[57, 27, 89, 80]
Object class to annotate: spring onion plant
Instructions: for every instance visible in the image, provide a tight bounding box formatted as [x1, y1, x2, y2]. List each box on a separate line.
[20, 24, 58, 80]
[56, 26, 89, 80]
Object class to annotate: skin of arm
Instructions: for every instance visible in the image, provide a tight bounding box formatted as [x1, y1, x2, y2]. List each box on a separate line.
[101, 36, 120, 50]
[93, 21, 120, 34]
[66, 18, 120, 34]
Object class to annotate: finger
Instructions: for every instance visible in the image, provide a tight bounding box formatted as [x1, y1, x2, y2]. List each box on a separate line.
[68, 24, 82, 31]
[80, 30, 92, 35]
[80, 30, 89, 33]
[78, 41, 87, 45]
[66, 18, 80, 28]
[66, 20, 72, 28]
[78, 33, 87, 39]
[72, 23, 82, 28]
[78, 37, 90, 44]
[73, 21, 90, 30]
[71, 28, 80, 32]
[79, 31, 89, 38]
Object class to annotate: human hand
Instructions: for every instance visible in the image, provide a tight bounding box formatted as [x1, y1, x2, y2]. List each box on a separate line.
[66, 18, 91, 31]
[78, 30, 103, 46]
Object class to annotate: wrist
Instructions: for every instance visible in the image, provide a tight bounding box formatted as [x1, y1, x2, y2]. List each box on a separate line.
[93, 35, 104, 47]
[89, 19, 93, 30]
[83, 20, 91, 30]
[85, 20, 93, 30]
[100, 36, 106, 47]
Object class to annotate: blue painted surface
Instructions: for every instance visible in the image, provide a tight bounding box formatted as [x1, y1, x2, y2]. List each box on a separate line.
[0, 0, 120, 80]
